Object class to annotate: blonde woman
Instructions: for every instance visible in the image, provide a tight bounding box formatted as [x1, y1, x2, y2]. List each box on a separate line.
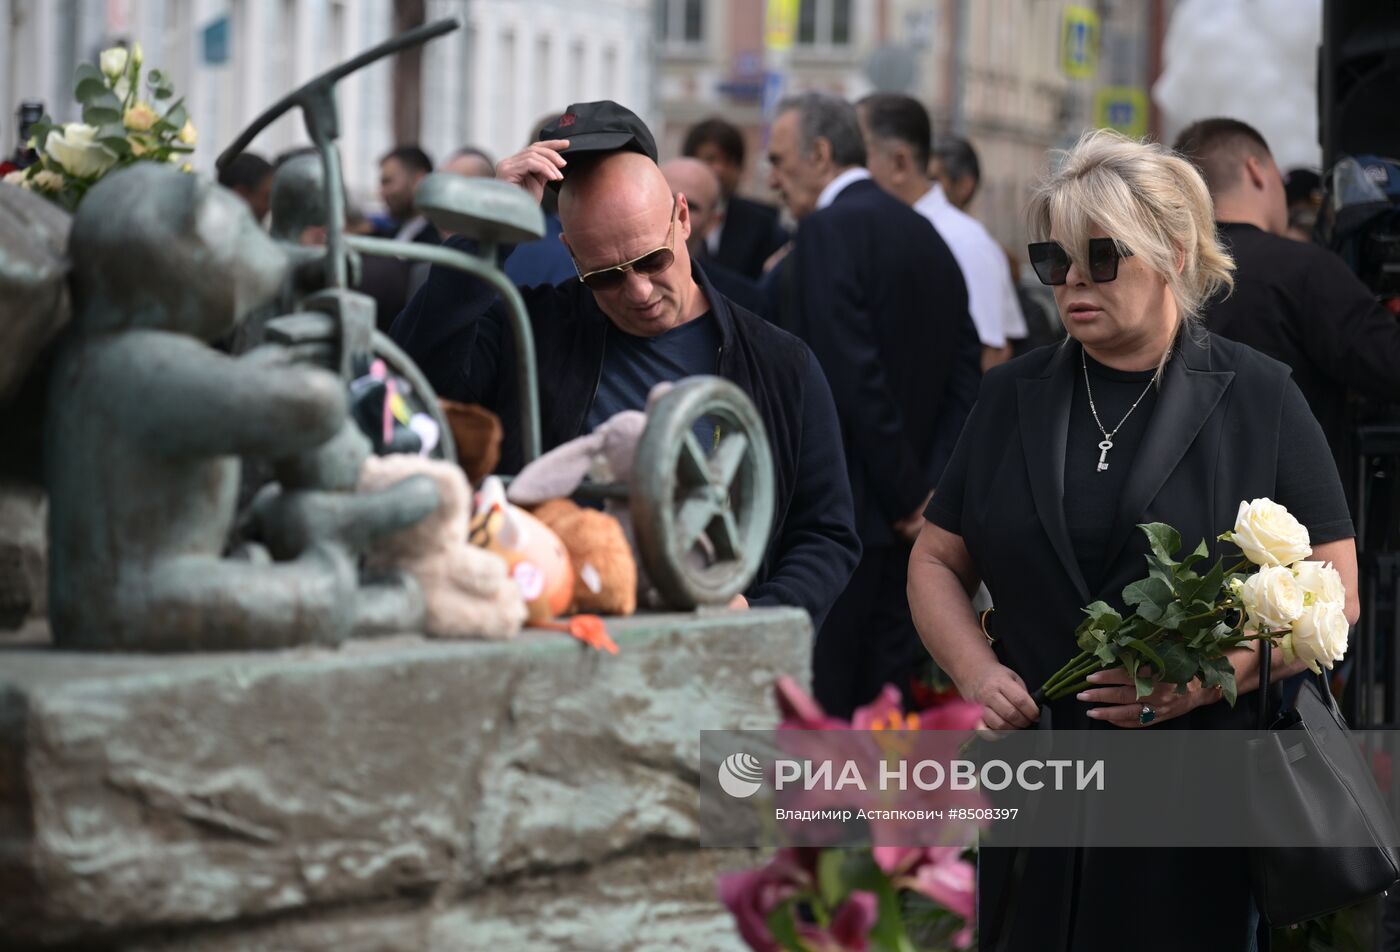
[908, 130, 1359, 951]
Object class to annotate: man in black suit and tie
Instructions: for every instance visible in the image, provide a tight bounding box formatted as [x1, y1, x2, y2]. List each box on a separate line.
[767, 91, 982, 717]
[683, 117, 789, 280]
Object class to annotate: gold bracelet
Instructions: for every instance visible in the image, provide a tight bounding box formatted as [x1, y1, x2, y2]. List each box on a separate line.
[979, 607, 995, 645]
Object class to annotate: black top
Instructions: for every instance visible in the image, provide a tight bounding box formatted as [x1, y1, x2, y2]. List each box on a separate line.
[1063, 353, 1161, 592]
[776, 177, 982, 545]
[1203, 221, 1400, 466]
[389, 247, 862, 628]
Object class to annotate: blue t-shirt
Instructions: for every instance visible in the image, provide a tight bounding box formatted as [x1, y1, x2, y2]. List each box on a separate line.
[586, 311, 721, 445]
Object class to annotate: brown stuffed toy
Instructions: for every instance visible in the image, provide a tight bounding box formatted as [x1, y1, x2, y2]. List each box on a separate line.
[530, 499, 637, 616]
[440, 400, 502, 487]
[358, 454, 526, 639]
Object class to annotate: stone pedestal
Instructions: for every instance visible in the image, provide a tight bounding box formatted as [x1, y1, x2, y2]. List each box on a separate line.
[0, 608, 810, 950]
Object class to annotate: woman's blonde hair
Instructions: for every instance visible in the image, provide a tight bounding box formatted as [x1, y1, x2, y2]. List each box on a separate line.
[1027, 129, 1234, 365]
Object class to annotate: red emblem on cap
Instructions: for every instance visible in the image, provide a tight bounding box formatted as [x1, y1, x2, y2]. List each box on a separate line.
[558, 113, 576, 128]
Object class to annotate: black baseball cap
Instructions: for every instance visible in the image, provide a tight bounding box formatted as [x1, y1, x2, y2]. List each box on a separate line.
[537, 101, 658, 187]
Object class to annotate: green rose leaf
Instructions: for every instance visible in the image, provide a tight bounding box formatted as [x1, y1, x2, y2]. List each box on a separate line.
[1146, 554, 1176, 586]
[1156, 641, 1198, 684]
[1123, 576, 1174, 622]
[1202, 656, 1238, 707]
[1126, 638, 1165, 672]
[99, 136, 132, 157]
[1140, 523, 1182, 564]
[1181, 539, 1210, 571]
[1154, 602, 1191, 631]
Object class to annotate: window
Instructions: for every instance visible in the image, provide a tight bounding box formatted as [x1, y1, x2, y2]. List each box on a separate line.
[797, 0, 853, 48]
[656, 0, 703, 47]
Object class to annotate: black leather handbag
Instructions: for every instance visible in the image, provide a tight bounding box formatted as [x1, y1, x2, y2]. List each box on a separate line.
[1247, 645, 1400, 926]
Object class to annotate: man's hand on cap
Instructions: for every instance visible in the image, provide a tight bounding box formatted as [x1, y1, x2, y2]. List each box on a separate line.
[496, 139, 569, 204]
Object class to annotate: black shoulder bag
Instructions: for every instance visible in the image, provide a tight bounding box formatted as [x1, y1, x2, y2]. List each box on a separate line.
[1247, 645, 1400, 926]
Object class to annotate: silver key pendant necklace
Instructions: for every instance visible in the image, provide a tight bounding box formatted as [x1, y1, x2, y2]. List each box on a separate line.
[1082, 349, 1156, 472]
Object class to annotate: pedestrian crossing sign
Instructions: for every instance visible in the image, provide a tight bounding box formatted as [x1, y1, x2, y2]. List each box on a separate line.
[1094, 86, 1149, 139]
[1061, 6, 1099, 80]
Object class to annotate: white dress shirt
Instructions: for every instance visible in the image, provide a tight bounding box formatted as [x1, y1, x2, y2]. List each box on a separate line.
[913, 184, 1028, 348]
[815, 167, 872, 211]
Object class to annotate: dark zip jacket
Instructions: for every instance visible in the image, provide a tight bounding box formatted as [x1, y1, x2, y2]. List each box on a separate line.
[390, 236, 861, 628]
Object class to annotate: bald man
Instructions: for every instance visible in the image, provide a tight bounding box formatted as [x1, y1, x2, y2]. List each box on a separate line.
[444, 147, 495, 179]
[662, 157, 766, 315]
[391, 108, 860, 626]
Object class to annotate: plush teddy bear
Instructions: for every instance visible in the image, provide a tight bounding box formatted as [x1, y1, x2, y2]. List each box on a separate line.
[358, 455, 526, 639]
[529, 498, 637, 617]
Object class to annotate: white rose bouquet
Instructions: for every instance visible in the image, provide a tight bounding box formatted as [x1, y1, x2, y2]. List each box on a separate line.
[1035, 498, 1348, 705]
[3, 42, 195, 210]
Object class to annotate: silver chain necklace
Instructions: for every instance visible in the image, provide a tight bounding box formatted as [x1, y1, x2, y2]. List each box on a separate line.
[1082, 350, 1156, 472]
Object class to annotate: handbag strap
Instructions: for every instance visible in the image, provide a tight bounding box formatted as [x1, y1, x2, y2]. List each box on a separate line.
[1258, 641, 1336, 731]
[1257, 640, 1272, 731]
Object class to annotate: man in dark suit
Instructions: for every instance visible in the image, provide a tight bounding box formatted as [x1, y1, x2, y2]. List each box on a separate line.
[1174, 118, 1400, 485]
[365, 145, 442, 331]
[683, 117, 788, 280]
[767, 91, 982, 717]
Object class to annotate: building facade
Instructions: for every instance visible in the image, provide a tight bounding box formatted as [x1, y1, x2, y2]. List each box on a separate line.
[654, 0, 1162, 249]
[0, 0, 653, 209]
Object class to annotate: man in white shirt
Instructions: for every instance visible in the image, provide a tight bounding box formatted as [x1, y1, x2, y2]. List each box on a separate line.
[858, 95, 1027, 371]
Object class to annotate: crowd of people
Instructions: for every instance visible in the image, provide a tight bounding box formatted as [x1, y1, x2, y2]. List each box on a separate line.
[210, 93, 1400, 724]
[200, 90, 1400, 949]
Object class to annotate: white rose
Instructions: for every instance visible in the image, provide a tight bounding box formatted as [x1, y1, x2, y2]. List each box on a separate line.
[100, 47, 129, 79]
[1286, 601, 1349, 672]
[1239, 565, 1304, 631]
[44, 124, 118, 179]
[1231, 498, 1312, 567]
[1293, 560, 1345, 609]
[2, 169, 27, 187]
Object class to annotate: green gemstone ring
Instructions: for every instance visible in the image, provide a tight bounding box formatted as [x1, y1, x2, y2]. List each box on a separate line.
[1139, 704, 1156, 726]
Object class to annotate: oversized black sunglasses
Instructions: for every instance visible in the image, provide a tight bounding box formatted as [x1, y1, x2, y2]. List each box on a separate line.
[572, 198, 680, 291]
[1027, 237, 1134, 285]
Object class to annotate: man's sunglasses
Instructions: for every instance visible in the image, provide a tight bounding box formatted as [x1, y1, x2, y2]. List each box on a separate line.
[573, 198, 680, 291]
[1027, 237, 1134, 285]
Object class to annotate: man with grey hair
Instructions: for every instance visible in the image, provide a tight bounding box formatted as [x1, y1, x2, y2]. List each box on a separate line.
[767, 90, 981, 717]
